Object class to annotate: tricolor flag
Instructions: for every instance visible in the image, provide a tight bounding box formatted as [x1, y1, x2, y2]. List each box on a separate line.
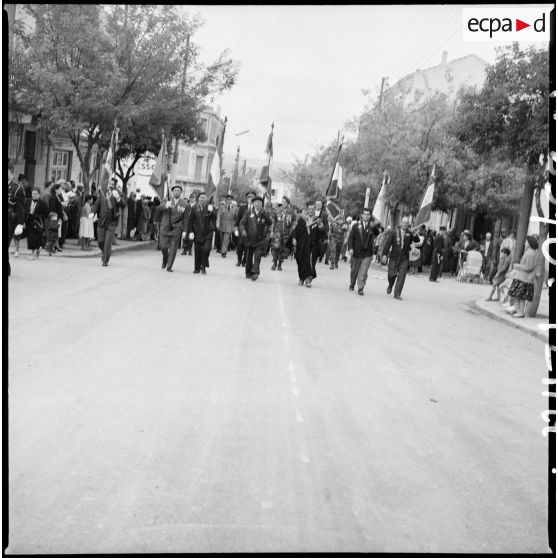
[99, 126, 118, 192]
[260, 123, 274, 199]
[372, 171, 390, 225]
[207, 150, 221, 202]
[414, 165, 436, 227]
[149, 138, 169, 200]
[265, 127, 273, 159]
[327, 163, 343, 199]
[326, 198, 342, 219]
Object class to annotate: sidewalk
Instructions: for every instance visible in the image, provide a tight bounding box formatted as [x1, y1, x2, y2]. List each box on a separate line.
[9, 237, 156, 258]
[475, 289, 550, 343]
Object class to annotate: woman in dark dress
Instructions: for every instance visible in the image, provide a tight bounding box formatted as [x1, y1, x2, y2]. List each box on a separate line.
[25, 187, 49, 259]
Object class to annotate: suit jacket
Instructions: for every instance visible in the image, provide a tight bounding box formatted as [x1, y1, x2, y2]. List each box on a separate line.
[217, 204, 238, 233]
[480, 240, 494, 260]
[382, 227, 420, 263]
[25, 198, 49, 227]
[234, 204, 251, 229]
[239, 208, 273, 247]
[188, 203, 217, 242]
[347, 219, 380, 258]
[160, 198, 190, 239]
[127, 198, 136, 223]
[8, 179, 26, 225]
[91, 189, 126, 228]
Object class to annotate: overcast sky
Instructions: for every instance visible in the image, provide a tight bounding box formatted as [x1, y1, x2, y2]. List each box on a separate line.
[180, 4, 550, 165]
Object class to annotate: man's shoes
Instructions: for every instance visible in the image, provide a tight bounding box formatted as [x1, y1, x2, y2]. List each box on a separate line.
[277, 263, 282, 271]
[251, 273, 259, 281]
[330, 264, 334, 270]
[349, 285, 355, 291]
[298, 280, 304, 286]
[221, 253, 227, 258]
[246, 275, 252, 279]
[429, 279, 438, 282]
[161, 263, 167, 269]
[358, 289, 364, 296]
[193, 269, 200, 274]
[102, 262, 108, 267]
[387, 286, 392, 294]
[394, 295, 402, 300]
[334, 262, 338, 269]
[271, 262, 277, 270]
[241, 262, 246, 267]
[167, 268, 173, 272]
[236, 262, 241, 267]
[201, 267, 206, 274]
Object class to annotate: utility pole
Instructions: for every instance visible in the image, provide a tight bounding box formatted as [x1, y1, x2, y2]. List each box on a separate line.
[172, 34, 190, 193]
[242, 159, 246, 177]
[233, 145, 240, 189]
[378, 76, 388, 112]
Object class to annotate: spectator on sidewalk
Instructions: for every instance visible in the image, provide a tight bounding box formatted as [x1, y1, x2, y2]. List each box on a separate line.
[486, 247, 511, 302]
[480, 232, 495, 280]
[127, 191, 137, 239]
[42, 181, 64, 252]
[505, 235, 540, 318]
[79, 194, 95, 251]
[45, 212, 60, 256]
[25, 187, 49, 260]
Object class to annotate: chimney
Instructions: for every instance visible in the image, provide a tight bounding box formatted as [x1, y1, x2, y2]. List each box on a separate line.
[441, 51, 448, 65]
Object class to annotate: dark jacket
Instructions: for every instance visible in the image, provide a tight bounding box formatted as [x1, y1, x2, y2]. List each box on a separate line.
[25, 198, 49, 228]
[239, 207, 273, 247]
[8, 179, 26, 226]
[347, 219, 380, 258]
[43, 188, 64, 220]
[160, 198, 190, 239]
[234, 203, 251, 229]
[382, 227, 420, 264]
[188, 203, 217, 242]
[45, 219, 60, 241]
[91, 189, 126, 228]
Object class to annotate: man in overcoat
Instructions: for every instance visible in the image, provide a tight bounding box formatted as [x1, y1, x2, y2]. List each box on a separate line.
[159, 184, 190, 272]
[234, 191, 255, 267]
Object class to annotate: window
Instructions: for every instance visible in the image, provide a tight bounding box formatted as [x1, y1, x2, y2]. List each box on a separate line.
[194, 155, 204, 181]
[51, 150, 70, 182]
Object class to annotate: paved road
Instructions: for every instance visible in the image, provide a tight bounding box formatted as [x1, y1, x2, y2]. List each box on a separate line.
[7, 249, 551, 553]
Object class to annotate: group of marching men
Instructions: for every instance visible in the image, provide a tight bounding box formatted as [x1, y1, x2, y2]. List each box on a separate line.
[151, 182, 422, 299]
[8, 165, 422, 299]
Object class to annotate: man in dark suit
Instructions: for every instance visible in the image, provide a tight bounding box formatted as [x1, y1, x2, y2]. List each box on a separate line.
[90, 178, 126, 267]
[429, 228, 445, 282]
[480, 232, 495, 280]
[347, 207, 380, 295]
[159, 185, 190, 272]
[306, 200, 328, 275]
[7, 163, 26, 275]
[239, 195, 273, 281]
[126, 191, 137, 238]
[381, 217, 421, 300]
[314, 199, 329, 262]
[187, 192, 217, 274]
[134, 193, 143, 239]
[234, 191, 255, 267]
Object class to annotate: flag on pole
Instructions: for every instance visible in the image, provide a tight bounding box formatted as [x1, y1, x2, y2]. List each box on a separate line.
[260, 123, 274, 199]
[325, 138, 343, 198]
[414, 165, 436, 227]
[149, 138, 168, 200]
[327, 163, 343, 199]
[207, 150, 221, 202]
[326, 198, 342, 219]
[372, 171, 390, 225]
[99, 125, 118, 191]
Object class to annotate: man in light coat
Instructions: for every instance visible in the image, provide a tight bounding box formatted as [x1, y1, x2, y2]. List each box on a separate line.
[217, 194, 237, 258]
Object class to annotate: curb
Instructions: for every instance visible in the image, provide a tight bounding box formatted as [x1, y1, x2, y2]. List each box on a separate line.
[55, 240, 157, 258]
[473, 298, 548, 343]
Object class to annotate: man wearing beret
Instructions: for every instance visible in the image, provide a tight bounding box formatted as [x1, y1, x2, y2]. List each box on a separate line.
[239, 195, 273, 281]
[187, 192, 217, 274]
[159, 184, 190, 272]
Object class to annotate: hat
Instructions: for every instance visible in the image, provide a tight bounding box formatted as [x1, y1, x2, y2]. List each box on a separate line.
[439, 226, 447, 231]
[282, 195, 291, 204]
[246, 191, 256, 198]
[253, 196, 264, 203]
[225, 194, 233, 199]
[171, 184, 183, 192]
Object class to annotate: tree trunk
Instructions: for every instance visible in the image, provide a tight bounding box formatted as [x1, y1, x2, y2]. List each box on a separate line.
[513, 180, 535, 263]
[525, 188, 549, 317]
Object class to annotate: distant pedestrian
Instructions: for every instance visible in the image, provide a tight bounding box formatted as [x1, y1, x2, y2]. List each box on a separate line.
[25, 187, 49, 260]
[290, 207, 314, 287]
[270, 204, 290, 271]
[89, 178, 126, 267]
[187, 192, 217, 274]
[127, 191, 137, 238]
[7, 163, 26, 274]
[480, 232, 495, 280]
[429, 230, 445, 282]
[381, 217, 420, 300]
[347, 207, 380, 295]
[239, 195, 273, 281]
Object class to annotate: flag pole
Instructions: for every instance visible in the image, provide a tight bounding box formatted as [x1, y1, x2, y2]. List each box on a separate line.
[266, 122, 274, 206]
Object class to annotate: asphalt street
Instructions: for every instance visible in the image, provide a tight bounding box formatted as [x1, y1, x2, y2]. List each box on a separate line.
[7, 248, 551, 553]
